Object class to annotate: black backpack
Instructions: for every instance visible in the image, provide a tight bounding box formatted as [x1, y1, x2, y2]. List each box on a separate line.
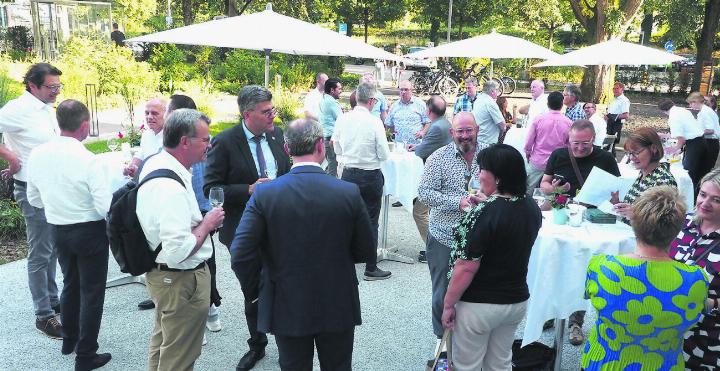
[107, 169, 185, 276]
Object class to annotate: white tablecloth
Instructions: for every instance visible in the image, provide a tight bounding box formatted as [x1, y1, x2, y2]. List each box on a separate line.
[521, 214, 636, 346]
[617, 161, 694, 207]
[96, 151, 131, 192]
[380, 150, 425, 213]
[503, 127, 528, 162]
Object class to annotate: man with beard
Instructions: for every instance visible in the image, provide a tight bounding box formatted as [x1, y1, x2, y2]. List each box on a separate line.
[124, 98, 167, 177]
[0, 63, 63, 338]
[319, 78, 343, 177]
[418, 112, 488, 363]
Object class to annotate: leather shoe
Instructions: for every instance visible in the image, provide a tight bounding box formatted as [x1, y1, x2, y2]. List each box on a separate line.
[236, 349, 265, 371]
[137, 299, 155, 310]
[75, 353, 111, 371]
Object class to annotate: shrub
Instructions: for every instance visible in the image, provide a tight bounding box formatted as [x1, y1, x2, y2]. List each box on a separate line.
[2, 26, 32, 61]
[0, 199, 25, 242]
[149, 44, 190, 92]
[272, 90, 302, 126]
[209, 121, 237, 137]
[172, 79, 219, 119]
[0, 64, 23, 108]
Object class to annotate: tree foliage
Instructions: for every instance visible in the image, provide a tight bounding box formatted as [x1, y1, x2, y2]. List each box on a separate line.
[330, 0, 407, 42]
[113, 0, 157, 34]
[514, 0, 576, 50]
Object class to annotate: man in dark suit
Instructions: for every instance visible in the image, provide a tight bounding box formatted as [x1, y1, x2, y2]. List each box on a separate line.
[230, 118, 375, 371]
[204, 85, 291, 371]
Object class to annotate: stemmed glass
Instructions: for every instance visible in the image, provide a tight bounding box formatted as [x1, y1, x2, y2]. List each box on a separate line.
[107, 138, 119, 152]
[208, 187, 224, 227]
[467, 177, 480, 196]
[532, 188, 547, 208]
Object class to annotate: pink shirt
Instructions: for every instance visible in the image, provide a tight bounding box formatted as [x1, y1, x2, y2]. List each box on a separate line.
[524, 110, 572, 169]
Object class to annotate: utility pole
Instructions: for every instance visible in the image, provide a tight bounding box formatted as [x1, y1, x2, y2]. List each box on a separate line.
[447, 0, 453, 42]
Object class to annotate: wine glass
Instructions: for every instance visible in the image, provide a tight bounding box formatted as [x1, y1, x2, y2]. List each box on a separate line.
[209, 187, 224, 227]
[532, 188, 547, 208]
[467, 177, 481, 196]
[107, 138, 119, 152]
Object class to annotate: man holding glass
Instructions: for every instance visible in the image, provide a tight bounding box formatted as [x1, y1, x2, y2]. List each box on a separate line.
[418, 112, 488, 363]
[204, 85, 291, 371]
[0, 63, 63, 339]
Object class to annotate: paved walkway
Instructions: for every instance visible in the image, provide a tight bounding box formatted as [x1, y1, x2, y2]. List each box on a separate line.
[0, 203, 592, 370]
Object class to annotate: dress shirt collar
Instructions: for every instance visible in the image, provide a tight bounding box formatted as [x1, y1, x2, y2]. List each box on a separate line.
[353, 106, 370, 114]
[291, 161, 323, 169]
[20, 90, 51, 110]
[242, 121, 265, 141]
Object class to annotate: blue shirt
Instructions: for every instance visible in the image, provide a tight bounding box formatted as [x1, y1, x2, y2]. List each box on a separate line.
[242, 122, 278, 178]
[319, 94, 343, 138]
[453, 93, 477, 113]
[370, 90, 388, 119]
[565, 102, 586, 122]
[386, 96, 429, 144]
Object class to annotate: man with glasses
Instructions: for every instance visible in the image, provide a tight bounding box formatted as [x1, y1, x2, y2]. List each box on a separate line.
[583, 103, 606, 147]
[0, 63, 64, 339]
[204, 85, 291, 371]
[539, 120, 619, 346]
[386, 80, 430, 145]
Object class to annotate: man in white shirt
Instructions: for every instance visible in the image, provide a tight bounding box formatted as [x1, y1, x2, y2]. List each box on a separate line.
[0, 63, 62, 338]
[605, 82, 631, 154]
[472, 80, 505, 146]
[136, 109, 224, 371]
[333, 81, 392, 281]
[518, 79, 548, 127]
[583, 103, 607, 147]
[660, 98, 709, 197]
[26, 100, 112, 370]
[124, 98, 167, 177]
[303, 72, 328, 121]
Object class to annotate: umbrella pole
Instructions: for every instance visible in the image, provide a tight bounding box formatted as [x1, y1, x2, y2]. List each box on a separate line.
[264, 48, 271, 88]
[490, 60, 494, 78]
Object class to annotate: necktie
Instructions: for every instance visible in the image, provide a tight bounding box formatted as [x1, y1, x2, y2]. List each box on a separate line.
[252, 135, 267, 177]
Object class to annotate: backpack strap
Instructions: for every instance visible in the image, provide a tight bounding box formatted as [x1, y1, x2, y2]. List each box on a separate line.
[137, 169, 185, 257]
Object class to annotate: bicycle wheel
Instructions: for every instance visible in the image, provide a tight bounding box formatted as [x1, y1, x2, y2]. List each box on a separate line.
[490, 76, 505, 96]
[501, 76, 516, 95]
[436, 76, 459, 100]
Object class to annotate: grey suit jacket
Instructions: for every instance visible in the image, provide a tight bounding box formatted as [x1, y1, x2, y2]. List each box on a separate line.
[415, 117, 452, 161]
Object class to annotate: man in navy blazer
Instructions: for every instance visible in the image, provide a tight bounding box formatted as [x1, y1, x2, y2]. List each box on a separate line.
[230, 118, 375, 371]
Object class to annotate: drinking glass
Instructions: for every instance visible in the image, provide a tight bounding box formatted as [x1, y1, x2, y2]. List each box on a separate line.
[107, 138, 119, 152]
[467, 177, 481, 196]
[209, 187, 224, 227]
[532, 188, 546, 208]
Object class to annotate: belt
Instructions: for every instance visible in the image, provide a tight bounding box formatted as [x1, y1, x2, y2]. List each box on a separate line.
[157, 261, 206, 272]
[13, 179, 27, 187]
[344, 167, 381, 172]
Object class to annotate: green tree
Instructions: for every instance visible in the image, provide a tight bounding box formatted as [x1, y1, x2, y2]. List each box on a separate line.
[516, 0, 575, 49]
[113, 0, 157, 34]
[569, 0, 644, 103]
[331, 0, 407, 42]
[692, 0, 720, 91]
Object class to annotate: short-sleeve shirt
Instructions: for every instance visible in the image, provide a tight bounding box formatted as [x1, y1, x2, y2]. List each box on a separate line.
[608, 94, 631, 115]
[319, 94, 343, 138]
[472, 93, 504, 145]
[525, 93, 549, 127]
[698, 104, 720, 140]
[453, 93, 477, 113]
[370, 90, 388, 119]
[449, 195, 542, 304]
[386, 96, 429, 144]
[303, 88, 323, 119]
[668, 106, 704, 140]
[137, 129, 163, 161]
[564, 102, 586, 122]
[544, 147, 620, 195]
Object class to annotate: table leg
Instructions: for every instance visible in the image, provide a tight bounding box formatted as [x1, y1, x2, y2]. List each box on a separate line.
[553, 318, 565, 371]
[377, 194, 414, 264]
[106, 274, 146, 288]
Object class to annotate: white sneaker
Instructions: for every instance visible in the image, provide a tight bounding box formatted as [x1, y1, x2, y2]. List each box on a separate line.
[206, 319, 222, 332]
[202, 334, 208, 346]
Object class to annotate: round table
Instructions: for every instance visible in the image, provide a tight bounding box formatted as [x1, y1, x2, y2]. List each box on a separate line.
[522, 212, 636, 369]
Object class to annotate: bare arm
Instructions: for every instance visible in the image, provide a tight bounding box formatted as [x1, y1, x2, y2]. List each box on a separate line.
[0, 143, 20, 179]
[441, 259, 480, 329]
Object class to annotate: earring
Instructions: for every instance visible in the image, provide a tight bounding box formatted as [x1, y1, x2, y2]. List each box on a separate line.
[495, 180, 499, 185]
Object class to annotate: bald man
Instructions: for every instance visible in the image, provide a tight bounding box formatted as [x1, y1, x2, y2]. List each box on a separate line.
[303, 72, 328, 122]
[123, 98, 167, 177]
[518, 80, 548, 127]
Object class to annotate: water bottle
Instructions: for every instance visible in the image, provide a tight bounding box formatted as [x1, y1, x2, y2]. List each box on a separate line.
[435, 359, 448, 371]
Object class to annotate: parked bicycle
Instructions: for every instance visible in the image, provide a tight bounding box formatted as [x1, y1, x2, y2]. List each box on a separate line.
[463, 62, 516, 96]
[409, 63, 460, 100]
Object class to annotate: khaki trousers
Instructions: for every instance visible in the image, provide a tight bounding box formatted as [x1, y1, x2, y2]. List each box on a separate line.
[452, 300, 527, 371]
[412, 199, 429, 245]
[146, 264, 210, 371]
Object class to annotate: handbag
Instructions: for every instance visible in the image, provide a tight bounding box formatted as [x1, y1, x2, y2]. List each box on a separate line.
[426, 329, 453, 371]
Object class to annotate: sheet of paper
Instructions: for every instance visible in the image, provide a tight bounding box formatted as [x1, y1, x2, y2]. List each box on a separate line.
[575, 167, 635, 206]
[598, 200, 620, 216]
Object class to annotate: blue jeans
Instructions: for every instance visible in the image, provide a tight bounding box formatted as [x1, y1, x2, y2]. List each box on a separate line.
[14, 183, 58, 320]
[341, 167, 384, 271]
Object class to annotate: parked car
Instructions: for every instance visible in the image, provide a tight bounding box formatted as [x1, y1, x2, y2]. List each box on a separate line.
[673, 54, 696, 71]
[404, 46, 437, 70]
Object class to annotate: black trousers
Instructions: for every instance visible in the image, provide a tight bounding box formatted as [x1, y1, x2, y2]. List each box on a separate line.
[705, 138, 719, 174]
[606, 116, 623, 154]
[341, 167, 384, 271]
[275, 328, 355, 371]
[54, 219, 108, 359]
[684, 137, 710, 198]
[231, 255, 268, 352]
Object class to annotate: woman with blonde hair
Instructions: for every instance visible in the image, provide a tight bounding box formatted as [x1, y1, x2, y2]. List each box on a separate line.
[688, 91, 720, 173]
[670, 168, 720, 369]
[583, 186, 708, 370]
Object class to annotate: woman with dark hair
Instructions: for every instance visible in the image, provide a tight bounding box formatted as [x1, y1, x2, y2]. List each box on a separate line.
[441, 144, 542, 370]
[612, 127, 677, 222]
[496, 97, 516, 143]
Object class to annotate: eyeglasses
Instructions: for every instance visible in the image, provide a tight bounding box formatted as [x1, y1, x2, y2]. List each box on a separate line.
[42, 84, 63, 92]
[255, 107, 277, 117]
[452, 128, 476, 135]
[627, 147, 647, 158]
[190, 136, 211, 143]
[583, 106, 595, 110]
[569, 140, 593, 146]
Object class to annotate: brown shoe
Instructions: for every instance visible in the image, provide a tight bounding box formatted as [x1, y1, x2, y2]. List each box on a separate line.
[36, 315, 63, 339]
[568, 324, 584, 346]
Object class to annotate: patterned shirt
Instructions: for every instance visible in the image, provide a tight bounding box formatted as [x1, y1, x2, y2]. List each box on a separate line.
[453, 93, 477, 114]
[418, 142, 488, 248]
[564, 102, 586, 122]
[386, 96, 429, 144]
[623, 163, 677, 206]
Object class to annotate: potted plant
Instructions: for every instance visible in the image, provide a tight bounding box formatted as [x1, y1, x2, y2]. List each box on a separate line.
[550, 189, 570, 225]
[386, 127, 396, 151]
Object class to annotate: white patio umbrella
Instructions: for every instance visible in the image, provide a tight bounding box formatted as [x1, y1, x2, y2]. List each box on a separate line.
[403, 30, 560, 76]
[533, 38, 685, 67]
[126, 3, 400, 86]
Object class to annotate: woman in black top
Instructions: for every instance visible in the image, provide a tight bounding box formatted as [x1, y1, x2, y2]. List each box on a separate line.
[442, 144, 542, 371]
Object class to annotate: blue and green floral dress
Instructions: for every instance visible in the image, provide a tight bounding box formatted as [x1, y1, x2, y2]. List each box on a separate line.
[582, 254, 708, 370]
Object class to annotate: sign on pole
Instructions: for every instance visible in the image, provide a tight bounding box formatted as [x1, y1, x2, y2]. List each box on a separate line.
[664, 41, 675, 53]
[339, 23, 347, 35]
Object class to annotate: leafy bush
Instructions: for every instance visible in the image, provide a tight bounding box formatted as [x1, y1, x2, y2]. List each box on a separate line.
[173, 79, 219, 119]
[337, 72, 360, 91]
[272, 90, 302, 125]
[529, 67, 585, 85]
[0, 199, 25, 242]
[0, 64, 23, 108]
[2, 26, 33, 61]
[149, 44, 190, 92]
[209, 121, 237, 137]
